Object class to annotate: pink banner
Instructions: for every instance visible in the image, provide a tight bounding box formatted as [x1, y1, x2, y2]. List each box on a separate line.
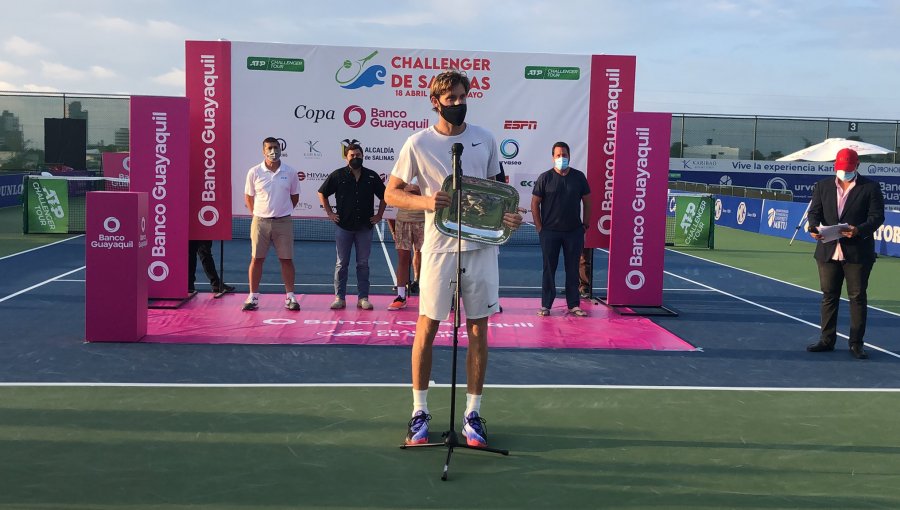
[585, 55, 636, 249]
[85, 191, 148, 342]
[129, 96, 190, 299]
[101, 152, 130, 181]
[186, 40, 232, 240]
[606, 112, 671, 307]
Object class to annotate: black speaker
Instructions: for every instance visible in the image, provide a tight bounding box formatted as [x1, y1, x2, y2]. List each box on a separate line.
[44, 118, 87, 170]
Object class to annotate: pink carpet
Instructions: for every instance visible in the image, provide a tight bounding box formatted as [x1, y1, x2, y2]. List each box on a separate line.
[142, 294, 693, 351]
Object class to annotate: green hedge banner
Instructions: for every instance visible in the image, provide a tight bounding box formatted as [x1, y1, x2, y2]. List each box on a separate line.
[674, 194, 714, 248]
[23, 177, 69, 233]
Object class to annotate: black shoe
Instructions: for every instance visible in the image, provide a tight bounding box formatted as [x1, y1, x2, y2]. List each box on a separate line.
[407, 280, 419, 294]
[806, 342, 835, 352]
[850, 344, 869, 360]
[214, 284, 235, 294]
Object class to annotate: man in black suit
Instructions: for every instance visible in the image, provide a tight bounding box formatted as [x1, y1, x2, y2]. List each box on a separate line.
[806, 148, 885, 359]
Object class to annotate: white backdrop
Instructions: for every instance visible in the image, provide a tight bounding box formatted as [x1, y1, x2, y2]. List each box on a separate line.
[227, 42, 593, 223]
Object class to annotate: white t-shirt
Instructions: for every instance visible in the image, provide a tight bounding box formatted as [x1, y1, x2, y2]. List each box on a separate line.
[244, 161, 300, 218]
[391, 124, 500, 253]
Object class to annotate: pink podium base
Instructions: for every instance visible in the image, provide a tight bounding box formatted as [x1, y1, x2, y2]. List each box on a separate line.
[142, 295, 693, 351]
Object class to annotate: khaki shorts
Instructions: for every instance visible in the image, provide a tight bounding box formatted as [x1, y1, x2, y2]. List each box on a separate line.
[394, 219, 424, 252]
[419, 248, 499, 321]
[250, 216, 294, 259]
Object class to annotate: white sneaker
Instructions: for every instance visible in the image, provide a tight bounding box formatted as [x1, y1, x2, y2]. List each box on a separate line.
[330, 297, 346, 310]
[242, 297, 258, 311]
[284, 296, 300, 311]
[357, 297, 373, 310]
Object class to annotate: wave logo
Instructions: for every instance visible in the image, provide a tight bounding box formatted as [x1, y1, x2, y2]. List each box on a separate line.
[500, 139, 519, 159]
[343, 105, 366, 128]
[766, 176, 788, 190]
[335, 50, 386, 89]
[767, 207, 776, 227]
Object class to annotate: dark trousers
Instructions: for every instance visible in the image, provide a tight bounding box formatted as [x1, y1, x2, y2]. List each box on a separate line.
[817, 259, 873, 346]
[188, 240, 222, 292]
[579, 247, 592, 294]
[539, 228, 584, 309]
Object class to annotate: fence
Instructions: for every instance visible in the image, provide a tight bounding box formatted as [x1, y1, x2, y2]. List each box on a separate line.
[670, 114, 900, 164]
[3, 91, 900, 173]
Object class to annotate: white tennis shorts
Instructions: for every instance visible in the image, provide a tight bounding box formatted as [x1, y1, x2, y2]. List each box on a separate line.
[418, 247, 500, 321]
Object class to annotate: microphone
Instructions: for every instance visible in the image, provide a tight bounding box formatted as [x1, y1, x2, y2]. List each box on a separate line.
[451, 142, 463, 191]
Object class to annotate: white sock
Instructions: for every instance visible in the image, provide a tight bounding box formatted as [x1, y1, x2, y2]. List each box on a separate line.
[465, 393, 482, 417]
[248, 292, 259, 301]
[286, 291, 295, 299]
[412, 389, 428, 415]
[398, 286, 407, 299]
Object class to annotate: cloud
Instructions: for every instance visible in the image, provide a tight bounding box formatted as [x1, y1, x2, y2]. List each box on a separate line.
[3, 35, 47, 57]
[22, 83, 60, 92]
[0, 80, 18, 91]
[89, 15, 189, 39]
[40, 61, 86, 81]
[153, 67, 185, 88]
[91, 15, 138, 32]
[0, 60, 27, 78]
[90, 66, 116, 79]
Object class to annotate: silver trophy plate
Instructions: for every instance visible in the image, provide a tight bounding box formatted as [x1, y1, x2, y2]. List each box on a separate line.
[434, 175, 519, 245]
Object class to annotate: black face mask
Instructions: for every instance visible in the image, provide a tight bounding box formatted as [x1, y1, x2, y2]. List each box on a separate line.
[439, 103, 467, 126]
[349, 157, 363, 170]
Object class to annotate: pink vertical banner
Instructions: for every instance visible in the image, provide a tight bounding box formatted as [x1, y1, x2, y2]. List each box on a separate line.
[102, 152, 130, 181]
[585, 55, 636, 249]
[186, 40, 232, 240]
[129, 96, 190, 299]
[85, 191, 148, 342]
[606, 112, 672, 307]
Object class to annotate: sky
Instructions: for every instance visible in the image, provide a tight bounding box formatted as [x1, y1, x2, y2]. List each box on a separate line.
[2, 0, 900, 121]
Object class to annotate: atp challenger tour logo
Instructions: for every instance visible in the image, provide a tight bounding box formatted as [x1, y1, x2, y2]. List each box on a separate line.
[335, 50, 387, 89]
[247, 56, 304, 72]
[524, 66, 581, 80]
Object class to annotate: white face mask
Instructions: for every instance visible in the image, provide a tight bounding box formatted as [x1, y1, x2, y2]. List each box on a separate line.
[836, 170, 857, 181]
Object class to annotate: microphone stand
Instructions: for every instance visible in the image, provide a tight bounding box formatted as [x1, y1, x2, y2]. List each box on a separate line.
[400, 142, 509, 481]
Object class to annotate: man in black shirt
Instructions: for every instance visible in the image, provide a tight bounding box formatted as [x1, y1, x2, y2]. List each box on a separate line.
[318, 141, 387, 310]
[531, 141, 591, 317]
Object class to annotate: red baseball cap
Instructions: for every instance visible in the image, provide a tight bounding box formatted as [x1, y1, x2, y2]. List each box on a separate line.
[834, 148, 859, 171]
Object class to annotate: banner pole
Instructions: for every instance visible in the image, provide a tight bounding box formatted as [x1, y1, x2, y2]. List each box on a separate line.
[789, 201, 811, 245]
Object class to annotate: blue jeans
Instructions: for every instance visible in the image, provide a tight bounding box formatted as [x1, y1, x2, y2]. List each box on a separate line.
[539, 228, 584, 309]
[334, 225, 373, 299]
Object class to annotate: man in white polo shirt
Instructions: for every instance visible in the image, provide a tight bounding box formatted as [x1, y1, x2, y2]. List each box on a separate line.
[242, 137, 301, 311]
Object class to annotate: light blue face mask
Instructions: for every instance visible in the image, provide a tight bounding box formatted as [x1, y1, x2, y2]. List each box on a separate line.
[554, 157, 569, 171]
[836, 170, 857, 181]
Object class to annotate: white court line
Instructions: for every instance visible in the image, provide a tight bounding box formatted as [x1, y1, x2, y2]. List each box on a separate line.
[0, 234, 84, 261]
[0, 266, 85, 304]
[664, 268, 900, 360]
[0, 382, 898, 391]
[671, 248, 900, 318]
[374, 221, 398, 285]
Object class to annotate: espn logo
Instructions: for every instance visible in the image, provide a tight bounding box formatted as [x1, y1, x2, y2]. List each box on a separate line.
[503, 120, 538, 130]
